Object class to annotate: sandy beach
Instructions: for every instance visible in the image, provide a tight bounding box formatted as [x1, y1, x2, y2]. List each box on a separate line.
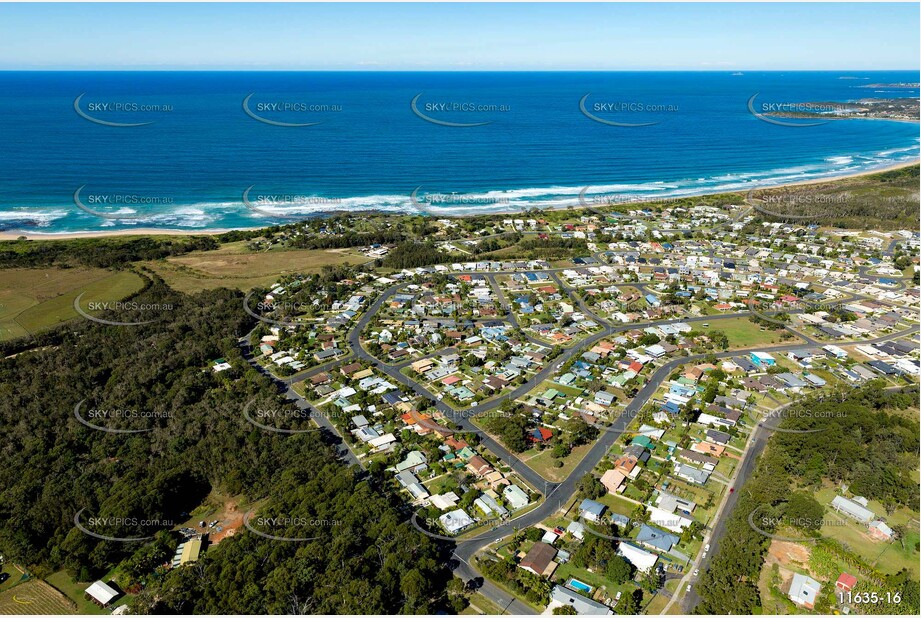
[2, 159, 917, 241]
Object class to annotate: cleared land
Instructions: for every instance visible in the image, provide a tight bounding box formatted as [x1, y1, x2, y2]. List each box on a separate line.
[0, 579, 76, 615]
[696, 317, 788, 348]
[0, 268, 144, 341]
[142, 242, 370, 292]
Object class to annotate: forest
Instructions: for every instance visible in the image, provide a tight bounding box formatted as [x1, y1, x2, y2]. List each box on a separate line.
[0, 273, 454, 613]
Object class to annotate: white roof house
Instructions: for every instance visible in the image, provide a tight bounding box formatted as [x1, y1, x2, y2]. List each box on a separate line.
[789, 573, 821, 608]
[646, 505, 693, 533]
[617, 542, 658, 572]
[439, 509, 474, 534]
[549, 585, 613, 615]
[831, 495, 874, 524]
[430, 492, 459, 510]
[503, 484, 529, 510]
[85, 581, 120, 606]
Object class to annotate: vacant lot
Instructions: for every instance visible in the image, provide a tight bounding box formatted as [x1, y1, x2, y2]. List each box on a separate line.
[523, 442, 593, 482]
[0, 579, 76, 615]
[143, 242, 370, 292]
[697, 317, 787, 348]
[0, 268, 144, 341]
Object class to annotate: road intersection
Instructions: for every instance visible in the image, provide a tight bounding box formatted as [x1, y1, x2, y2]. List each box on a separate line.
[239, 257, 916, 614]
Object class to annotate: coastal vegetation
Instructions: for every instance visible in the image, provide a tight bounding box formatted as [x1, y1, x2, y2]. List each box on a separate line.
[693, 382, 920, 615]
[0, 276, 454, 614]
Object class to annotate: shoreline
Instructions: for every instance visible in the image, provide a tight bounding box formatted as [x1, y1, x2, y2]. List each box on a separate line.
[2, 159, 918, 241]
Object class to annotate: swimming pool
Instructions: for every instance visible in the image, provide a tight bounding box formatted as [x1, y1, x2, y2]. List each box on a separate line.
[567, 579, 592, 594]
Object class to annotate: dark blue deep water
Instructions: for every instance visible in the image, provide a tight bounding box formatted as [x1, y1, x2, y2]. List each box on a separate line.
[0, 71, 917, 233]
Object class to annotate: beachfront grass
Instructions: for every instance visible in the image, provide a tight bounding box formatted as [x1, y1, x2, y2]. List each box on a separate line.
[142, 241, 370, 292]
[0, 268, 144, 341]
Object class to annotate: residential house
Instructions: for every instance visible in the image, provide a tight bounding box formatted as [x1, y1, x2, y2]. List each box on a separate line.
[788, 573, 821, 609]
[519, 541, 558, 577]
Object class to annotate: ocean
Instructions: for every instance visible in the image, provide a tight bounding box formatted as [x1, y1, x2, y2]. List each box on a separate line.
[0, 70, 917, 234]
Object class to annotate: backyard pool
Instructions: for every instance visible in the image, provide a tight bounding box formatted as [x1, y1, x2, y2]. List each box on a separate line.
[567, 578, 592, 594]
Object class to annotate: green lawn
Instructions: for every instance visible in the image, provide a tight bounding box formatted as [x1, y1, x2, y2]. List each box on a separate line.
[44, 571, 110, 615]
[697, 317, 787, 349]
[524, 442, 593, 482]
[0, 269, 144, 341]
[813, 487, 921, 578]
[460, 592, 505, 615]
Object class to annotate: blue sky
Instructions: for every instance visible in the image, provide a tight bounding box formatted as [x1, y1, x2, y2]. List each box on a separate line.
[0, 2, 918, 70]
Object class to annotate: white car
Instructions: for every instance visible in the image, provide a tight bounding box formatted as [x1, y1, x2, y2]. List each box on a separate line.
[686, 584, 692, 593]
[693, 569, 700, 577]
[704, 543, 711, 552]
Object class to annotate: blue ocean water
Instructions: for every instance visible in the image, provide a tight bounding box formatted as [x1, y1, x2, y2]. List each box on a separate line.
[0, 71, 917, 234]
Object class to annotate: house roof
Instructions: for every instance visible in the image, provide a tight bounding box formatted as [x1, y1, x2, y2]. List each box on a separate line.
[550, 585, 613, 615]
[520, 541, 557, 574]
[579, 498, 606, 517]
[85, 581, 120, 605]
[836, 573, 858, 589]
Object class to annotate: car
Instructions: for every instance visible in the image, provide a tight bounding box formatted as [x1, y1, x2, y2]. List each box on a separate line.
[729, 487, 735, 493]
[693, 569, 700, 577]
[686, 584, 692, 593]
[614, 591, 622, 601]
[704, 543, 710, 552]
[0, 573, 9, 584]
[702, 551, 707, 558]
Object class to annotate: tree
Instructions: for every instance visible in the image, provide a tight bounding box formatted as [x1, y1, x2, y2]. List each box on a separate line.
[640, 567, 662, 593]
[553, 605, 578, 615]
[577, 474, 606, 500]
[604, 555, 635, 585]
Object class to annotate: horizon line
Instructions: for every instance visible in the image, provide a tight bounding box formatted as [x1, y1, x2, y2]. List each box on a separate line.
[1, 68, 919, 72]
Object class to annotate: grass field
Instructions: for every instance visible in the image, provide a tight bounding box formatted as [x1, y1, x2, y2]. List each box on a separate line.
[142, 242, 370, 292]
[459, 592, 505, 615]
[43, 572, 113, 615]
[697, 317, 787, 349]
[814, 487, 921, 578]
[523, 442, 593, 482]
[0, 578, 77, 615]
[0, 268, 144, 341]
